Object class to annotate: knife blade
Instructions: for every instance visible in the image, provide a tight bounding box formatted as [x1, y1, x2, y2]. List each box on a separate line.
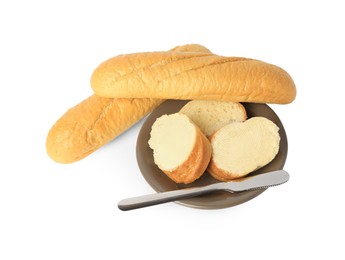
[118, 170, 289, 211]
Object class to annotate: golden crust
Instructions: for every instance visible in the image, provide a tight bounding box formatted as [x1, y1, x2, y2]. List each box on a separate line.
[91, 51, 296, 104]
[162, 127, 212, 184]
[169, 44, 212, 53]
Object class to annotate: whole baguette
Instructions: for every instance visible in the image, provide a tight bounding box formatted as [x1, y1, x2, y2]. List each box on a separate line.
[91, 52, 296, 104]
[46, 44, 211, 163]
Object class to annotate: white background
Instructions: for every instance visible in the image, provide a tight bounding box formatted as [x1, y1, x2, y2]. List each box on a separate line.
[1, 0, 344, 259]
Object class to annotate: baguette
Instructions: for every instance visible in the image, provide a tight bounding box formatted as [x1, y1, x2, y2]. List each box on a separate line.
[148, 113, 211, 184]
[91, 51, 296, 104]
[46, 44, 211, 163]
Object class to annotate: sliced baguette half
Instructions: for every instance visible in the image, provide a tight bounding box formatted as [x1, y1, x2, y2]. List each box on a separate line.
[179, 100, 247, 136]
[208, 117, 280, 181]
[148, 113, 211, 184]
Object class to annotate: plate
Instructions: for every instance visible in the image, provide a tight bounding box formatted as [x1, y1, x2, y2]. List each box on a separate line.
[136, 100, 288, 209]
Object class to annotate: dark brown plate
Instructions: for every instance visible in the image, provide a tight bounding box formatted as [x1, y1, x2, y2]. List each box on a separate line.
[136, 100, 288, 209]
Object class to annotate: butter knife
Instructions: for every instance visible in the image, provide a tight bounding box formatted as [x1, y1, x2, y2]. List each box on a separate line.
[118, 170, 289, 211]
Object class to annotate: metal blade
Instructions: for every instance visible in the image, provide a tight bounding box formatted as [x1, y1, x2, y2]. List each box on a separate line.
[222, 170, 290, 192]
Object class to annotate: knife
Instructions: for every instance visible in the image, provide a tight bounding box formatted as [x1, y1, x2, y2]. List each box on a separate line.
[118, 170, 289, 211]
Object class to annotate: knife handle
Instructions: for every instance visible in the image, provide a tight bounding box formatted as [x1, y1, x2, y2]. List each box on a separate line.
[118, 184, 222, 211]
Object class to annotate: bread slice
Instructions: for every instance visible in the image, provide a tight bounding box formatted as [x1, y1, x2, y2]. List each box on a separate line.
[208, 117, 280, 181]
[179, 100, 247, 136]
[148, 113, 211, 184]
